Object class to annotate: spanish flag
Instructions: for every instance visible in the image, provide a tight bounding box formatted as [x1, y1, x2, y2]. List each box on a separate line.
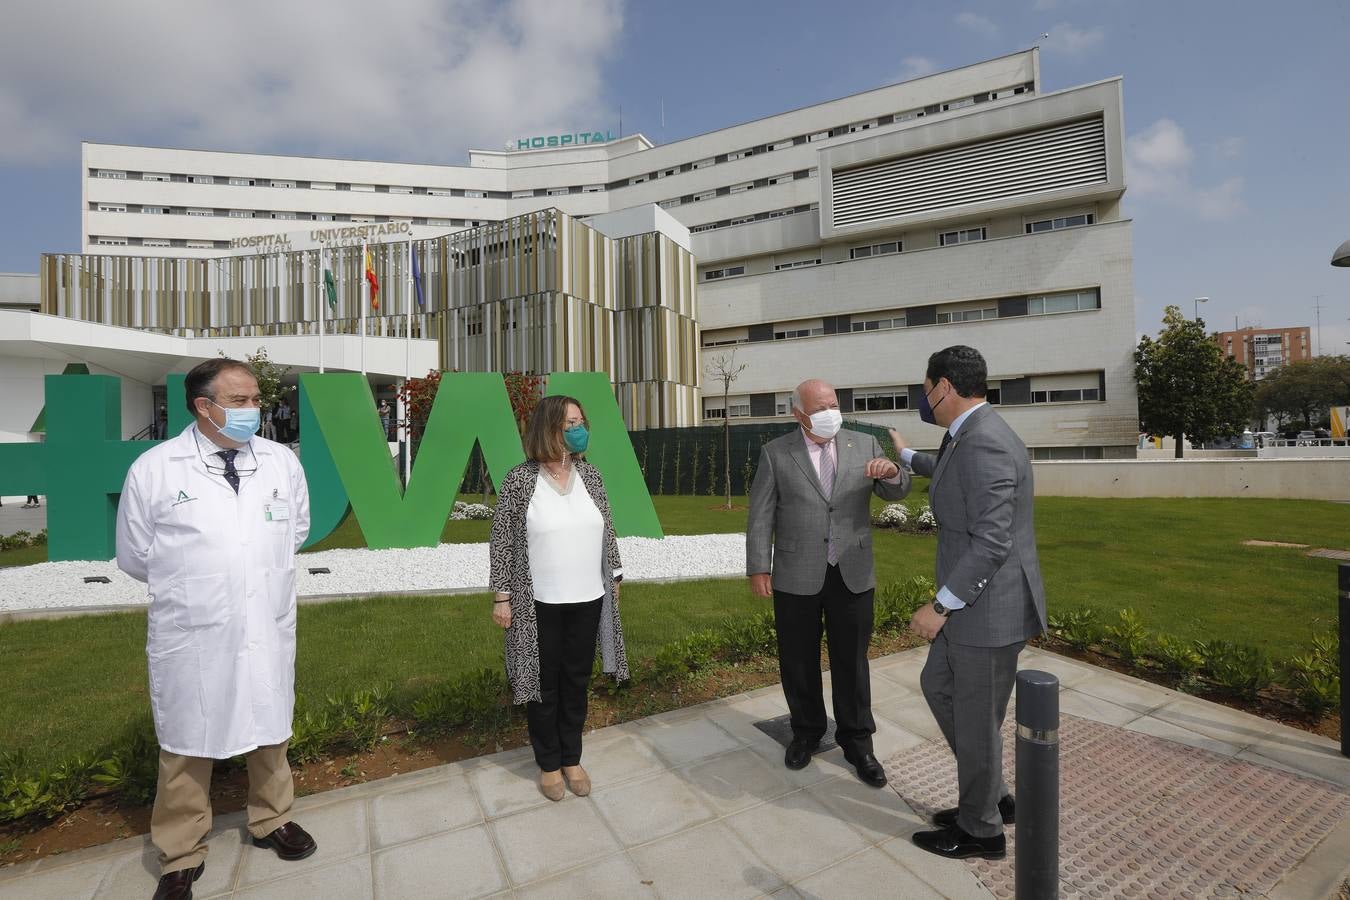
[364, 249, 380, 310]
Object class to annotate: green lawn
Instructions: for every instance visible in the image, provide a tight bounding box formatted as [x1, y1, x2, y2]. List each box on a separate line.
[1, 493, 1346, 766]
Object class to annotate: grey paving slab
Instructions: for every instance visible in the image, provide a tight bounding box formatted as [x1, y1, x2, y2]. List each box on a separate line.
[513, 851, 656, 899]
[466, 754, 552, 819]
[629, 819, 784, 900]
[573, 728, 668, 787]
[870, 653, 928, 689]
[634, 714, 746, 767]
[879, 835, 996, 900]
[703, 691, 790, 747]
[94, 828, 243, 900]
[234, 854, 372, 900]
[804, 772, 924, 845]
[679, 746, 799, 815]
[1148, 694, 1281, 749]
[488, 795, 622, 885]
[371, 824, 507, 899]
[724, 790, 872, 884]
[792, 846, 944, 899]
[1054, 686, 1144, 726]
[871, 709, 929, 757]
[0, 856, 112, 900]
[868, 669, 917, 703]
[1067, 670, 1174, 715]
[235, 797, 369, 888]
[744, 738, 852, 788]
[1237, 738, 1350, 788]
[591, 769, 717, 847]
[873, 693, 946, 742]
[1124, 713, 1244, 757]
[369, 771, 482, 849]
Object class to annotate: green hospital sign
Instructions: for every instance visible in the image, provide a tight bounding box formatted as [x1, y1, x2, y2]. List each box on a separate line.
[513, 131, 616, 150]
[1, 372, 662, 561]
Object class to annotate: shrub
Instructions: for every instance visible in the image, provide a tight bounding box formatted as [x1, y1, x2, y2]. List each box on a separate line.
[1197, 640, 1274, 700]
[330, 687, 390, 752]
[0, 751, 96, 823]
[452, 503, 493, 521]
[914, 506, 937, 532]
[875, 504, 910, 528]
[1103, 608, 1149, 663]
[1282, 633, 1340, 716]
[720, 612, 777, 661]
[410, 668, 511, 735]
[288, 704, 338, 765]
[1151, 634, 1204, 690]
[1047, 607, 1100, 651]
[875, 575, 935, 631]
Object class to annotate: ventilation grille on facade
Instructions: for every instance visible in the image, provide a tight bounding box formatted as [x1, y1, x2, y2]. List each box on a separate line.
[830, 117, 1107, 228]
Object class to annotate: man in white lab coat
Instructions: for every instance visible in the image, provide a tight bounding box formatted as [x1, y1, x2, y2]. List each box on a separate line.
[117, 359, 316, 900]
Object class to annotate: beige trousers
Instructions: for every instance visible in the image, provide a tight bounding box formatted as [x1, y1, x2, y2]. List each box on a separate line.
[150, 742, 294, 874]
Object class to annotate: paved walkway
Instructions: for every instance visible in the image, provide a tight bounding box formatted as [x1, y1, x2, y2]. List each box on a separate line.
[0, 498, 45, 538]
[2, 646, 1348, 899]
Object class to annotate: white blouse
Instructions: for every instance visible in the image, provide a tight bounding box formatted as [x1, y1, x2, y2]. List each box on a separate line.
[526, 470, 605, 604]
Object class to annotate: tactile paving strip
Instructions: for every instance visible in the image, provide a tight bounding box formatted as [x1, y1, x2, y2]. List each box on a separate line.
[883, 713, 1350, 899]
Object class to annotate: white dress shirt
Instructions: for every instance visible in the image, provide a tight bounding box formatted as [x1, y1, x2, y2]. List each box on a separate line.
[900, 402, 987, 610]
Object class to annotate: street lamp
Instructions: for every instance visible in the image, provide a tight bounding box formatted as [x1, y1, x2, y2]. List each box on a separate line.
[1193, 296, 1209, 321]
[1332, 239, 1350, 267]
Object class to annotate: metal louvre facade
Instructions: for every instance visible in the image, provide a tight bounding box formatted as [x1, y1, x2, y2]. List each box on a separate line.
[830, 116, 1107, 228]
[40, 208, 699, 428]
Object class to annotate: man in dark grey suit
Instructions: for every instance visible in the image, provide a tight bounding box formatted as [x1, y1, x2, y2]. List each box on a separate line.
[747, 379, 911, 787]
[892, 346, 1047, 861]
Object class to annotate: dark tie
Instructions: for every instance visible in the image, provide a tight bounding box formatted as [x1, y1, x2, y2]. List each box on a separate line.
[217, 449, 240, 494]
[936, 431, 953, 465]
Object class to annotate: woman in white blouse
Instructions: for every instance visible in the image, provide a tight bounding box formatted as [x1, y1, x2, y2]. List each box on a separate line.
[489, 396, 630, 801]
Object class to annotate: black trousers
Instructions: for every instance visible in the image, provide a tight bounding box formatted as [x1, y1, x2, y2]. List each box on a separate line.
[772, 565, 876, 754]
[527, 598, 602, 771]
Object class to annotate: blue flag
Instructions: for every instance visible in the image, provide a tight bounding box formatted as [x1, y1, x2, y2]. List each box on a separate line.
[411, 244, 426, 309]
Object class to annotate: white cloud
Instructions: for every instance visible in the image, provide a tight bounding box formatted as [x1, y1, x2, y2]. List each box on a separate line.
[895, 56, 939, 81]
[1214, 136, 1246, 159]
[1040, 22, 1105, 56]
[0, 0, 624, 165]
[954, 12, 1000, 38]
[1126, 118, 1247, 221]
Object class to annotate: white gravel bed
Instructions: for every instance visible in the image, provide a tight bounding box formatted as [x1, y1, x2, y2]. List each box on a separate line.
[0, 533, 748, 614]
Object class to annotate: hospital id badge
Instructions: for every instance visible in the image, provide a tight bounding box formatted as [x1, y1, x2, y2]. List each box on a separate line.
[264, 502, 290, 522]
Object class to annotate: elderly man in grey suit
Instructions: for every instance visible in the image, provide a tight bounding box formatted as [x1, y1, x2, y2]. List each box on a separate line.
[747, 378, 911, 787]
[890, 345, 1047, 861]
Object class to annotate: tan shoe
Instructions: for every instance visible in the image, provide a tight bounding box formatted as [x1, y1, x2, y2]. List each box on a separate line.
[538, 770, 565, 802]
[562, 765, 591, 797]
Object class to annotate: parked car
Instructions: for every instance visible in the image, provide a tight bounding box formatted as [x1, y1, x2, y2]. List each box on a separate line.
[1296, 430, 1317, 446]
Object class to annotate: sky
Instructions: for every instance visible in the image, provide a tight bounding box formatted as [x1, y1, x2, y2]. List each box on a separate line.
[2, 0, 1348, 351]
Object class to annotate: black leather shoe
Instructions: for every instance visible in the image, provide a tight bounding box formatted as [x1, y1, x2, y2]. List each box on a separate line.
[842, 748, 887, 788]
[933, 793, 1015, 828]
[912, 824, 1006, 860]
[153, 863, 203, 900]
[784, 738, 819, 770]
[251, 821, 318, 861]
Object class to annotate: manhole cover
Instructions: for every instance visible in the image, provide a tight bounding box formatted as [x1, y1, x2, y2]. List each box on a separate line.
[752, 713, 839, 753]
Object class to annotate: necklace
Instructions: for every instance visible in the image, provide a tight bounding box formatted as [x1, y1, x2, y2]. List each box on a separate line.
[543, 457, 571, 483]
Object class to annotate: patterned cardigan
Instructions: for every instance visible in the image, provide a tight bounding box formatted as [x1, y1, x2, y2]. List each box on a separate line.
[489, 458, 630, 704]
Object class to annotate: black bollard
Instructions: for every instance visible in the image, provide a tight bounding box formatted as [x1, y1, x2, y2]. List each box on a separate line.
[1015, 669, 1059, 900]
[1340, 564, 1349, 759]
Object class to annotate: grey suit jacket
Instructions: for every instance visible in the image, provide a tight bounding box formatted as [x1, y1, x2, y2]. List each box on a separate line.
[747, 428, 911, 595]
[910, 405, 1047, 647]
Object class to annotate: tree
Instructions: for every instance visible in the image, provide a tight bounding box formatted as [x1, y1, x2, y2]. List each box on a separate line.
[1135, 306, 1255, 457]
[704, 349, 746, 508]
[224, 346, 291, 412]
[1255, 356, 1350, 430]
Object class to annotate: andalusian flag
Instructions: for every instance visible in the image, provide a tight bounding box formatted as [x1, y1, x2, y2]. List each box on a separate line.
[411, 243, 426, 309]
[322, 267, 337, 310]
[365, 249, 380, 310]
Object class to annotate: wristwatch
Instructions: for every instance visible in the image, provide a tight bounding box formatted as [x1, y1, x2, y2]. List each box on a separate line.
[931, 598, 953, 617]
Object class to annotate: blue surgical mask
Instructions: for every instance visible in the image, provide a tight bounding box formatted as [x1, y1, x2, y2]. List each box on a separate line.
[917, 384, 946, 426]
[563, 424, 590, 453]
[210, 401, 261, 442]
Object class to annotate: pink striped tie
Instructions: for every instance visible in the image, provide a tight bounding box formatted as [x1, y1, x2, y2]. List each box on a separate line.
[819, 443, 838, 564]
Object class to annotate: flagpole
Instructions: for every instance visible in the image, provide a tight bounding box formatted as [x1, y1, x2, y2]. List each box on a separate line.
[360, 240, 368, 376]
[318, 246, 326, 374]
[404, 236, 413, 488]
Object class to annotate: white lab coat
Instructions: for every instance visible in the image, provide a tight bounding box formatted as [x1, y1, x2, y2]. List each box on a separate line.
[116, 425, 311, 759]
